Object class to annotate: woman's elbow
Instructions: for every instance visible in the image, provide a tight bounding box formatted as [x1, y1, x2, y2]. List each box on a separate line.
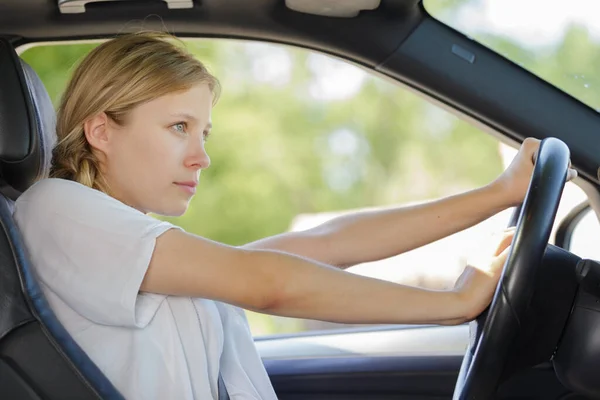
[233, 249, 287, 313]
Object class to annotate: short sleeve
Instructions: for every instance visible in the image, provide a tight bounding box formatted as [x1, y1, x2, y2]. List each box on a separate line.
[14, 178, 181, 328]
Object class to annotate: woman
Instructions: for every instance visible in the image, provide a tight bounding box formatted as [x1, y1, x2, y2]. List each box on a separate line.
[13, 32, 575, 399]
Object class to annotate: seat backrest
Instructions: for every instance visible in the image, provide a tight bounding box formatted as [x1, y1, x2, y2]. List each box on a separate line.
[0, 39, 124, 400]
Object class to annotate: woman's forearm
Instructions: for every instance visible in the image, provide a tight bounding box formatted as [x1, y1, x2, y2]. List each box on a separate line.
[318, 183, 510, 268]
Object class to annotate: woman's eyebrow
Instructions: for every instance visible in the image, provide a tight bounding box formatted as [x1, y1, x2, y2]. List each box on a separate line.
[169, 112, 198, 122]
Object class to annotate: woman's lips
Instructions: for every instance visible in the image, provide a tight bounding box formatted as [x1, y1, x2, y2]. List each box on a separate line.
[174, 182, 197, 195]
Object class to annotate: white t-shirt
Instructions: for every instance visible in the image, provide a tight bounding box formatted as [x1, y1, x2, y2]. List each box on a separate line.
[14, 178, 277, 400]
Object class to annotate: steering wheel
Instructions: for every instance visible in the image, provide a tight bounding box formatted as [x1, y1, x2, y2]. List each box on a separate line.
[453, 137, 571, 399]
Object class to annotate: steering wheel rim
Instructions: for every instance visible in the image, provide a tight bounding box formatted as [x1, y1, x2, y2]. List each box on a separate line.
[453, 137, 571, 400]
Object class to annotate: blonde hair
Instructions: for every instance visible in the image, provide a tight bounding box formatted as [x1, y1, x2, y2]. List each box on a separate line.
[50, 31, 220, 193]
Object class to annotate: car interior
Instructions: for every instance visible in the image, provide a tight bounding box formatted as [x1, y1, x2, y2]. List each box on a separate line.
[1, 0, 600, 399]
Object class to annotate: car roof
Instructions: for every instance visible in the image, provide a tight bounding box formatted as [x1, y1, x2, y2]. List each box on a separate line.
[2, 0, 600, 185]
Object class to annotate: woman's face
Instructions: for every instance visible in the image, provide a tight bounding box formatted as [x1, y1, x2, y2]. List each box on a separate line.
[96, 83, 213, 216]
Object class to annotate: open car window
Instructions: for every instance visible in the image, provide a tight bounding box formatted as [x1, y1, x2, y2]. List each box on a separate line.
[21, 38, 598, 336]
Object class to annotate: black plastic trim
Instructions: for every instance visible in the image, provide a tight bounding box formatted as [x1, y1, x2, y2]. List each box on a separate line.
[555, 201, 591, 250]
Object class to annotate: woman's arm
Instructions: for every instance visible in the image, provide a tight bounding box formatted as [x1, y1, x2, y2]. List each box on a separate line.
[243, 138, 575, 268]
[140, 228, 512, 325]
[242, 183, 507, 268]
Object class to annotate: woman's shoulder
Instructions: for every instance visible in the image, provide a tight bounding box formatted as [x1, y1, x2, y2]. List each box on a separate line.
[14, 178, 146, 227]
[15, 178, 177, 237]
[17, 178, 139, 213]
[17, 178, 102, 207]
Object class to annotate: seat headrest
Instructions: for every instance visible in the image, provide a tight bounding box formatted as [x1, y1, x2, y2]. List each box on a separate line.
[0, 39, 56, 200]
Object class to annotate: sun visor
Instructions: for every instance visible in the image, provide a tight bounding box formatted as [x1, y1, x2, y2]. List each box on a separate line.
[58, 0, 193, 14]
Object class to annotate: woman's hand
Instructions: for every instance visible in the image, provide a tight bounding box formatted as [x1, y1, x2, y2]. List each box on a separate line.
[453, 228, 516, 322]
[491, 138, 577, 207]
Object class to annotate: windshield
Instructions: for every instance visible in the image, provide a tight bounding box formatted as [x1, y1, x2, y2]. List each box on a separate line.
[425, 0, 600, 112]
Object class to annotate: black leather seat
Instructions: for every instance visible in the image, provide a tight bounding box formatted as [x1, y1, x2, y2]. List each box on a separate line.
[0, 39, 124, 400]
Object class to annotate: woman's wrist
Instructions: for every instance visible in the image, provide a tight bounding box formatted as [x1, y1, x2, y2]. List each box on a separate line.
[421, 290, 471, 326]
[444, 290, 471, 325]
[482, 180, 518, 211]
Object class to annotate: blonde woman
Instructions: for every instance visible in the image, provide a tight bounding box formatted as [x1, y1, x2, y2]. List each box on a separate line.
[13, 32, 575, 400]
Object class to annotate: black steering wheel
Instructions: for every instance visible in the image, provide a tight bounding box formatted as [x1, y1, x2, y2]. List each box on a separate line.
[453, 137, 571, 399]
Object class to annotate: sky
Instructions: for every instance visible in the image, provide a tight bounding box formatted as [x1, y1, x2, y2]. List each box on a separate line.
[453, 0, 600, 47]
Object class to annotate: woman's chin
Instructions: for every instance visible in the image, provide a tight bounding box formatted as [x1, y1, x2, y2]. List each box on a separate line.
[151, 201, 190, 217]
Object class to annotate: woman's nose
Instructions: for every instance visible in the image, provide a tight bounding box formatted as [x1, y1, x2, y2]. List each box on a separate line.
[186, 140, 211, 170]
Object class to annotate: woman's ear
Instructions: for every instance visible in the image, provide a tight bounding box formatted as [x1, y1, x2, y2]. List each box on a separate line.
[83, 112, 110, 154]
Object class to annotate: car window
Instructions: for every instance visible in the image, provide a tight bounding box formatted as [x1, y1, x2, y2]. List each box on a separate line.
[567, 208, 600, 261]
[425, 0, 600, 112]
[21, 38, 595, 337]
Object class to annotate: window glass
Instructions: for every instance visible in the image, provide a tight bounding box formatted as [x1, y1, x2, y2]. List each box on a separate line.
[568, 208, 600, 261]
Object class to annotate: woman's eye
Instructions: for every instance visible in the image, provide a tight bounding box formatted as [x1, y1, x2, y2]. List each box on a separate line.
[172, 122, 187, 134]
